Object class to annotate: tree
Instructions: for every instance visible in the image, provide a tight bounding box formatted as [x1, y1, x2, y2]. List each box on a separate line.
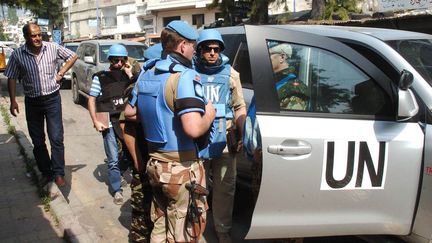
[0, 22, 9, 41]
[0, 0, 62, 28]
[7, 7, 18, 25]
[311, 0, 326, 20]
[23, 0, 63, 28]
[324, 0, 359, 20]
[311, 0, 360, 21]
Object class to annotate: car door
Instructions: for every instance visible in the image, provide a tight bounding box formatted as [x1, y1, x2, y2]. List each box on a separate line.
[244, 25, 424, 239]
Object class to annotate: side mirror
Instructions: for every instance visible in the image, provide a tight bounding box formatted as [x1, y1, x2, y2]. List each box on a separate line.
[398, 70, 418, 120]
[84, 56, 95, 64]
[399, 69, 413, 90]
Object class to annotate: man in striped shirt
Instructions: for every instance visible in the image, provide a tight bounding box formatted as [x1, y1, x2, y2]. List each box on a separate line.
[5, 23, 78, 187]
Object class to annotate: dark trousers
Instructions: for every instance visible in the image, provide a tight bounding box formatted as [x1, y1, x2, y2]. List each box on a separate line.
[25, 91, 65, 178]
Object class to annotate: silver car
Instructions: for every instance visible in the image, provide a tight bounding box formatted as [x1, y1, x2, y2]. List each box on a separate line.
[217, 25, 432, 243]
[71, 39, 147, 103]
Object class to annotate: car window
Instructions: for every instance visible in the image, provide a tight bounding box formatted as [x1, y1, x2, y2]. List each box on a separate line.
[386, 39, 432, 86]
[266, 40, 393, 116]
[232, 42, 252, 89]
[65, 45, 78, 53]
[76, 45, 85, 59]
[125, 45, 146, 61]
[84, 45, 96, 62]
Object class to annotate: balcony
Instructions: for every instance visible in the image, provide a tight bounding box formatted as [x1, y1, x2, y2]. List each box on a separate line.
[147, 0, 212, 11]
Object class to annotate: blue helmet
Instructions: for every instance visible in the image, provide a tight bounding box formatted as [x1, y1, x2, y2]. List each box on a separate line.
[108, 44, 128, 57]
[144, 43, 162, 61]
[197, 29, 225, 51]
[165, 20, 198, 41]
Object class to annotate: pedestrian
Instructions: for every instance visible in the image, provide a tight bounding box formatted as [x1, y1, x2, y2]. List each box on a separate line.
[122, 43, 162, 243]
[87, 44, 135, 205]
[194, 29, 246, 243]
[133, 20, 215, 242]
[5, 23, 77, 187]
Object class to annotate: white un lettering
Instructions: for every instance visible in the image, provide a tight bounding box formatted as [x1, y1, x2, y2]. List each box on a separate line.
[205, 85, 220, 102]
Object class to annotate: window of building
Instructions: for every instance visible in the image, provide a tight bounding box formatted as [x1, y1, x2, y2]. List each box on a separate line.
[163, 16, 180, 27]
[192, 14, 204, 28]
[123, 15, 130, 25]
[215, 12, 223, 21]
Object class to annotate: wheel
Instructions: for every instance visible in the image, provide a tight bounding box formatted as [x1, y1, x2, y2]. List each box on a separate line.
[72, 76, 80, 104]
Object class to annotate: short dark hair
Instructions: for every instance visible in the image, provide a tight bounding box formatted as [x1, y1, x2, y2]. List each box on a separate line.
[160, 28, 185, 56]
[22, 23, 38, 39]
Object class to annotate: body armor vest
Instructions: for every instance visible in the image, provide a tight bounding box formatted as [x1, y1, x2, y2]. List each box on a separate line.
[95, 69, 130, 115]
[136, 58, 198, 152]
[197, 63, 232, 159]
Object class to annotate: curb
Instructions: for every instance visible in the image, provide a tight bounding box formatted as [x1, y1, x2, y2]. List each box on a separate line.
[5, 102, 93, 243]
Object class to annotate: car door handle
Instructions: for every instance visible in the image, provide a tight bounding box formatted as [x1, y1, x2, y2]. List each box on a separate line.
[267, 141, 312, 156]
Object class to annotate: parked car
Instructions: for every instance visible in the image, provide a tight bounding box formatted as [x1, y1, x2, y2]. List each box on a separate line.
[71, 40, 147, 103]
[0, 41, 19, 50]
[215, 25, 432, 243]
[58, 42, 80, 89]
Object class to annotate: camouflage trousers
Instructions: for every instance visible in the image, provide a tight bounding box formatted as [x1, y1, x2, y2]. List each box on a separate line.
[130, 171, 154, 243]
[146, 159, 207, 243]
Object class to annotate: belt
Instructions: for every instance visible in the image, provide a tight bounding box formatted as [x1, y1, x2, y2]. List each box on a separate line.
[27, 90, 59, 101]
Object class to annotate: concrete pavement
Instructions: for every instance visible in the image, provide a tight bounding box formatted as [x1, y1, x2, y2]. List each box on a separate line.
[0, 100, 65, 242]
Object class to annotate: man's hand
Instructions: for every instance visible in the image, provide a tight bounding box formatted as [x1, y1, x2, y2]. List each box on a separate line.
[56, 72, 64, 83]
[123, 63, 133, 79]
[10, 100, 19, 117]
[93, 121, 107, 132]
[205, 100, 216, 121]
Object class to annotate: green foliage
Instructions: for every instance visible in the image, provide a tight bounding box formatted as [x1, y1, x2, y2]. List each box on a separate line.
[324, 0, 360, 20]
[7, 7, 18, 25]
[0, 22, 8, 41]
[1, 0, 62, 27]
[209, 0, 235, 26]
[24, 0, 64, 28]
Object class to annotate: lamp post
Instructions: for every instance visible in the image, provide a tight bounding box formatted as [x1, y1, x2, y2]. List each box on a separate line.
[96, 0, 100, 37]
[68, 0, 71, 39]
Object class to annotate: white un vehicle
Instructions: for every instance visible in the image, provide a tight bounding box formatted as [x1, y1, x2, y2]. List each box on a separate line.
[218, 25, 432, 243]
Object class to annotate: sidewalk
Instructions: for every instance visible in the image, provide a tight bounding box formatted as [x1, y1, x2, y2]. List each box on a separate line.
[0, 97, 93, 243]
[0, 108, 64, 242]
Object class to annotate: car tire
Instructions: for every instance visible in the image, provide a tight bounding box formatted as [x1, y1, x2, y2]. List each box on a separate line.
[72, 76, 80, 104]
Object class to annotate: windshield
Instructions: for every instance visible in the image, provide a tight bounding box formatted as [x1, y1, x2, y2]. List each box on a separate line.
[65, 45, 78, 53]
[100, 44, 147, 63]
[386, 39, 432, 85]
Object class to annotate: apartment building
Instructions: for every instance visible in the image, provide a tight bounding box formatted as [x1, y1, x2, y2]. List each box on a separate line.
[64, 0, 311, 41]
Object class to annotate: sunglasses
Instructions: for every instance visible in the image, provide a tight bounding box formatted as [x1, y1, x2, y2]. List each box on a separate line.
[202, 46, 220, 53]
[110, 58, 126, 63]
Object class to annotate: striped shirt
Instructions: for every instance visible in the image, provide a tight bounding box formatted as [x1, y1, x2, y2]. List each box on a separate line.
[4, 41, 75, 98]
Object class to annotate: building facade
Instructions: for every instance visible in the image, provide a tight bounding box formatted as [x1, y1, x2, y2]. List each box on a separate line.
[64, 0, 312, 41]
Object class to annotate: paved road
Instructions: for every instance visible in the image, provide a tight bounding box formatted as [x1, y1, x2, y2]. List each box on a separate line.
[0, 74, 371, 243]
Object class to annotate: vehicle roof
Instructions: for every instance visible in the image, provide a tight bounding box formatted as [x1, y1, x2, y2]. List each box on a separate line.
[215, 25, 432, 41]
[79, 39, 146, 46]
[274, 25, 432, 41]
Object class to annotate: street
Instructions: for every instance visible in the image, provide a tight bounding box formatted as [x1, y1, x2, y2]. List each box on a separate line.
[0, 76, 372, 243]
